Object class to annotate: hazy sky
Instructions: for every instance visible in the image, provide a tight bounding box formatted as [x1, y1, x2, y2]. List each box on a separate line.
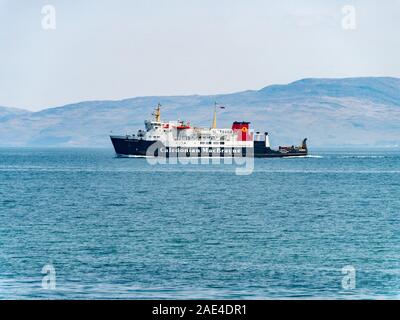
[1, 0, 400, 111]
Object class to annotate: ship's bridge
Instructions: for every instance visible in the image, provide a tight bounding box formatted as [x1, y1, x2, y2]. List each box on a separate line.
[145, 120, 162, 131]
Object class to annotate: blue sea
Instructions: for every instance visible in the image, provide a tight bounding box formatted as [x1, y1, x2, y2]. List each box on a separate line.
[0, 148, 399, 299]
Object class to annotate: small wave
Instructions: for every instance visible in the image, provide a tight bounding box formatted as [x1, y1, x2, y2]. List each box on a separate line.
[253, 170, 400, 173]
[283, 155, 323, 159]
[338, 155, 386, 159]
[305, 155, 323, 158]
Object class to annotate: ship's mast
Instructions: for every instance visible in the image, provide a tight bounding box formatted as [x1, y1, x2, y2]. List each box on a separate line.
[212, 103, 217, 129]
[153, 103, 161, 123]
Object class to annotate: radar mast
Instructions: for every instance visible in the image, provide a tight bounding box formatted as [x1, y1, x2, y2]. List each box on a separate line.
[152, 103, 161, 123]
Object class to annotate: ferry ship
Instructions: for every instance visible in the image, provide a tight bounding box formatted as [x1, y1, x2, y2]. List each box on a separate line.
[110, 104, 308, 158]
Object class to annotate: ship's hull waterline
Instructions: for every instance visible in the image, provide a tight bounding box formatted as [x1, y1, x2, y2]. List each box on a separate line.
[110, 136, 308, 158]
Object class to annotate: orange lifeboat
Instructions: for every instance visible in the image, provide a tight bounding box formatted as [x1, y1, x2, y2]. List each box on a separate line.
[176, 122, 191, 130]
[176, 125, 191, 130]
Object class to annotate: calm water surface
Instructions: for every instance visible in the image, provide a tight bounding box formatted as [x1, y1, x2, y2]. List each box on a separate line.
[0, 148, 399, 299]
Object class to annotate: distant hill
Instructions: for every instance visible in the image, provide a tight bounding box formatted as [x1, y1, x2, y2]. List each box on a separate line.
[0, 77, 399, 148]
[0, 106, 31, 120]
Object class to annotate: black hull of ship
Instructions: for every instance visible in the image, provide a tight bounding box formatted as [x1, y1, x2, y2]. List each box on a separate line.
[111, 136, 156, 157]
[110, 136, 307, 158]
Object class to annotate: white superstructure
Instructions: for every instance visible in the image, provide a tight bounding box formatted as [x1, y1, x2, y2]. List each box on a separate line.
[135, 104, 254, 148]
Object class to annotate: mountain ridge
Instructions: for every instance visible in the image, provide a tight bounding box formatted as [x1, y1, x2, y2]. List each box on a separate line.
[1, 77, 399, 148]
